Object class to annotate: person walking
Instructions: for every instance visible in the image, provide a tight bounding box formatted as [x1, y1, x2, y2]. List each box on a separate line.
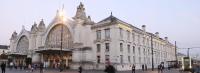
[104, 64, 116, 73]
[78, 66, 82, 73]
[39, 63, 43, 73]
[142, 64, 144, 71]
[1, 63, 6, 73]
[158, 64, 164, 73]
[132, 64, 135, 73]
[145, 64, 147, 71]
[157, 64, 161, 73]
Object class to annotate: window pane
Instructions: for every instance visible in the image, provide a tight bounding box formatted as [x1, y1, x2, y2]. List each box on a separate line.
[105, 43, 109, 52]
[120, 28, 123, 38]
[105, 29, 110, 39]
[120, 43, 123, 52]
[97, 44, 101, 52]
[128, 45, 130, 53]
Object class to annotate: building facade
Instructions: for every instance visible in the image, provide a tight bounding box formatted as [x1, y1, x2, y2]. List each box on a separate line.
[0, 45, 9, 63]
[8, 3, 176, 70]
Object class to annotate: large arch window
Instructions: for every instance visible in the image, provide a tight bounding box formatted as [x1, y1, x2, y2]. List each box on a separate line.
[16, 36, 29, 53]
[45, 24, 73, 49]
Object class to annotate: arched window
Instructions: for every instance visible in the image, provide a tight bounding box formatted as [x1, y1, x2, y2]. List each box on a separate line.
[45, 24, 73, 49]
[16, 36, 29, 53]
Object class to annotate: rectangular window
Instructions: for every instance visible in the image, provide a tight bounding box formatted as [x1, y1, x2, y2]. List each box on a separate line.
[138, 47, 141, 55]
[127, 31, 130, 40]
[138, 35, 140, 44]
[133, 46, 135, 54]
[139, 57, 141, 64]
[105, 55, 110, 62]
[96, 30, 101, 40]
[128, 45, 130, 53]
[97, 44, 101, 52]
[97, 56, 100, 63]
[132, 33, 135, 42]
[105, 28, 110, 39]
[120, 28, 123, 38]
[143, 37, 145, 45]
[120, 43, 123, 52]
[120, 55, 123, 64]
[105, 43, 109, 52]
[128, 56, 131, 63]
[133, 56, 135, 63]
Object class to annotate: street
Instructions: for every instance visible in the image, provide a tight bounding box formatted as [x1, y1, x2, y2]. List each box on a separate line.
[2, 69, 191, 73]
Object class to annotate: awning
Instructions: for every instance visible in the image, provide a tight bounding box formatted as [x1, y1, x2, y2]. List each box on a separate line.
[35, 48, 72, 54]
[7, 52, 27, 57]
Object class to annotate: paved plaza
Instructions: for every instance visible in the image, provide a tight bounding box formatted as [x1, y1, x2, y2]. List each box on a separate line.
[1, 68, 191, 73]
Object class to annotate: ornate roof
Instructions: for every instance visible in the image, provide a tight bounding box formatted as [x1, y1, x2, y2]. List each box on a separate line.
[38, 19, 46, 31]
[31, 22, 38, 33]
[73, 2, 87, 20]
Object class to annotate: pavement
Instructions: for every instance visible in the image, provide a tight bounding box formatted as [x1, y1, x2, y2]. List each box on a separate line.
[2, 68, 191, 73]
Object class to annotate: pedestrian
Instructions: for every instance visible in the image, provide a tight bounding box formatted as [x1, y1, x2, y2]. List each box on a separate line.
[104, 64, 116, 73]
[9, 62, 13, 70]
[132, 64, 135, 73]
[1, 62, 6, 73]
[158, 64, 161, 73]
[78, 66, 82, 73]
[39, 63, 43, 73]
[19, 63, 21, 70]
[142, 64, 144, 71]
[159, 64, 164, 73]
[145, 64, 147, 71]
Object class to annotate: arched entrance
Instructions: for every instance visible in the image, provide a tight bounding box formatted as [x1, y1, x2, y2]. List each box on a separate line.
[10, 35, 29, 67]
[38, 24, 73, 69]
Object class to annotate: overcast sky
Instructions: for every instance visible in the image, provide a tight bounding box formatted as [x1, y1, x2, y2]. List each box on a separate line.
[0, 0, 200, 57]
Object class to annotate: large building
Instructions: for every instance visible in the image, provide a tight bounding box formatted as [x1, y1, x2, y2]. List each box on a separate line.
[0, 45, 9, 63]
[8, 3, 176, 70]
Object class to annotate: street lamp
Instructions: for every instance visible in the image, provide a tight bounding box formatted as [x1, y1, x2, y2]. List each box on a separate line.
[59, 7, 66, 72]
[150, 34, 154, 71]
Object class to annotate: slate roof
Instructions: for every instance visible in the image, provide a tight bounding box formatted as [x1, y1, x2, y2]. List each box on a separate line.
[0, 45, 9, 49]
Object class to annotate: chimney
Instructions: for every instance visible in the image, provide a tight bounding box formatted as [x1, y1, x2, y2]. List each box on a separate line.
[164, 37, 168, 41]
[155, 32, 159, 37]
[142, 25, 146, 31]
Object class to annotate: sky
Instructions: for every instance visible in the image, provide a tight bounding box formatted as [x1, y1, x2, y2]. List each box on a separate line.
[0, 0, 200, 58]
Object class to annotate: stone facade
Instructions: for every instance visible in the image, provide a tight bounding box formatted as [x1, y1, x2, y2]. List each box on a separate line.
[8, 3, 176, 71]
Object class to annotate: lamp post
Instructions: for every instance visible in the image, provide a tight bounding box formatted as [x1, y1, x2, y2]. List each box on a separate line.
[59, 6, 66, 71]
[150, 34, 154, 71]
[59, 23, 64, 72]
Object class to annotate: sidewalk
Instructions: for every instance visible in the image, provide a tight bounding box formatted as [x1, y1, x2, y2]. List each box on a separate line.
[4, 68, 185, 73]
